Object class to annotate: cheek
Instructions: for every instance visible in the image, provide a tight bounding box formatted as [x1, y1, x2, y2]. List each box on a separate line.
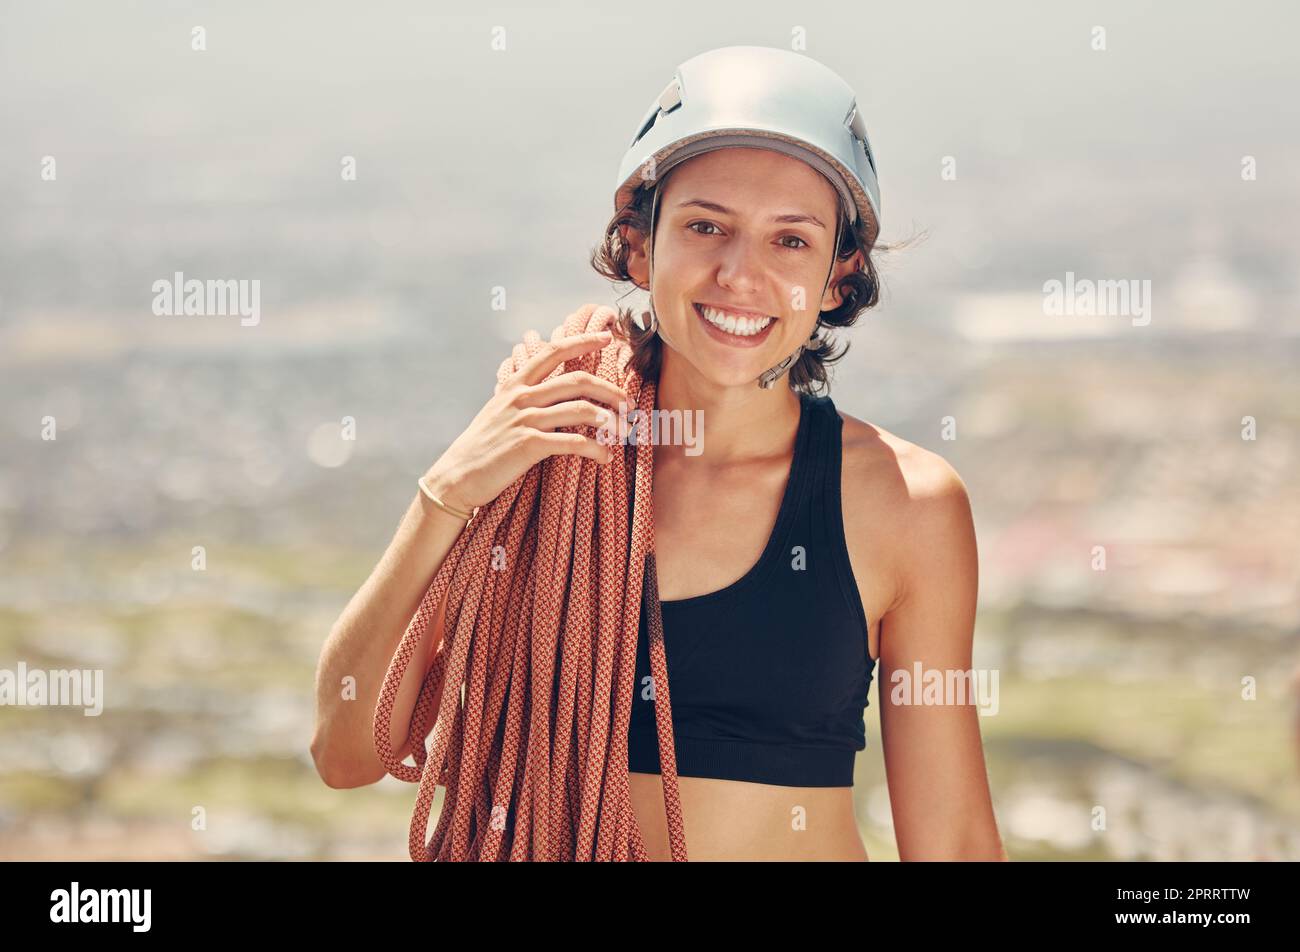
[653, 239, 698, 278]
[762, 266, 820, 313]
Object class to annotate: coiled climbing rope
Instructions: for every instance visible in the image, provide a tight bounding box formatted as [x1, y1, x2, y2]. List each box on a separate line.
[373, 304, 688, 861]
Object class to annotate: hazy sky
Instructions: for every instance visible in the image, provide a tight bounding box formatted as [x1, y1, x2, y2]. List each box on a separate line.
[2, 0, 1297, 352]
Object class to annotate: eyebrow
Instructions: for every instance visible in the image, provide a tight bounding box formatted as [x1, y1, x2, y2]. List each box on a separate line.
[675, 198, 826, 230]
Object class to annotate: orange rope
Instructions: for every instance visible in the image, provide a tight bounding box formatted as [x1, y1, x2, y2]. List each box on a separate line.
[373, 306, 688, 861]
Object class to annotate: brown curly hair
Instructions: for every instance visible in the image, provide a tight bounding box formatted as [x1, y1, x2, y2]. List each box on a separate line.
[589, 175, 901, 396]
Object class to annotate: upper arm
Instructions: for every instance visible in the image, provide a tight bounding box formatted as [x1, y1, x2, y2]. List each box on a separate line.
[875, 454, 1003, 859]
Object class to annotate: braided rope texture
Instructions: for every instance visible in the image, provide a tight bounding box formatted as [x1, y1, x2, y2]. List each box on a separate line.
[372, 304, 689, 861]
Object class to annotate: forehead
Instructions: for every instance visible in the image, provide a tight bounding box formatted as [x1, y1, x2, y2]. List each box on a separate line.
[660, 146, 839, 221]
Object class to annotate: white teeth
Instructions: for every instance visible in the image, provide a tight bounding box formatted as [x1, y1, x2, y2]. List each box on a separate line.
[698, 305, 774, 336]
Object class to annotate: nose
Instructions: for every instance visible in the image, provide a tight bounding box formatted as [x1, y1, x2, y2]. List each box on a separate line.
[714, 234, 766, 296]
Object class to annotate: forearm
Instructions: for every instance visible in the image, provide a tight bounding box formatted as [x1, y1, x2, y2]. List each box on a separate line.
[311, 485, 468, 786]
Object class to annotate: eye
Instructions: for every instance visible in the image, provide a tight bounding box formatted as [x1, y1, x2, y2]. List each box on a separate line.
[779, 234, 810, 251]
[687, 220, 721, 236]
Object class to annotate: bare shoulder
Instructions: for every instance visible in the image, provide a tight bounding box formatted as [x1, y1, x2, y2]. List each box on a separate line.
[837, 409, 970, 511]
[835, 409, 976, 613]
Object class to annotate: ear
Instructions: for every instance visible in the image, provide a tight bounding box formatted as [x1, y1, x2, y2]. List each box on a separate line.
[620, 223, 651, 291]
[820, 248, 866, 311]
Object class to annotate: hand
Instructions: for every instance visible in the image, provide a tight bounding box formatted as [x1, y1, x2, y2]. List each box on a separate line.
[422, 310, 627, 512]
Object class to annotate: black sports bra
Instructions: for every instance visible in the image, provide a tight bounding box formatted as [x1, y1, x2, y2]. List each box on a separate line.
[626, 389, 876, 787]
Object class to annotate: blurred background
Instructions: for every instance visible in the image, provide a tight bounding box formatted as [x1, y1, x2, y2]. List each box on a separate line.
[1, 0, 1297, 860]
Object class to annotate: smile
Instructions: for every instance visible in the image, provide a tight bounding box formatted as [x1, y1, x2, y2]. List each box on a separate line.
[693, 303, 779, 347]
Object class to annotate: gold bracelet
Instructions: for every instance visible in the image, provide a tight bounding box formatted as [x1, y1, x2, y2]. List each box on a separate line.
[417, 476, 475, 522]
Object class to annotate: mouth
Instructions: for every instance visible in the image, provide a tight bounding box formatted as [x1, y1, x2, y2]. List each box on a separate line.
[692, 302, 779, 348]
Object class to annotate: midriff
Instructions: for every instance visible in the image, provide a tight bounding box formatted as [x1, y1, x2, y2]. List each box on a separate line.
[627, 772, 869, 861]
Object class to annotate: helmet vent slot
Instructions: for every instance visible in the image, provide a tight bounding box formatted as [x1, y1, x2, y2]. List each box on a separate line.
[631, 78, 683, 147]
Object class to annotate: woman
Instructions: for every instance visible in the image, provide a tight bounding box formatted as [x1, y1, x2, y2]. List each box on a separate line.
[311, 46, 1004, 861]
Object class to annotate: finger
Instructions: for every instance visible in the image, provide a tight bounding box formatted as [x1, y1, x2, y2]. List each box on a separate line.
[523, 371, 629, 414]
[525, 399, 616, 435]
[514, 329, 613, 388]
[529, 430, 614, 465]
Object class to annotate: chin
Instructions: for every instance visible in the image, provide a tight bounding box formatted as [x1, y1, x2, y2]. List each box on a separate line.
[685, 354, 780, 391]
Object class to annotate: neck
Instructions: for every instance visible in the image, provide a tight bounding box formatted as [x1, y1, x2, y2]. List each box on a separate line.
[652, 347, 802, 466]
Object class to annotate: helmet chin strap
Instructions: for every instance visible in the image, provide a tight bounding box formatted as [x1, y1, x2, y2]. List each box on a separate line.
[645, 183, 843, 390]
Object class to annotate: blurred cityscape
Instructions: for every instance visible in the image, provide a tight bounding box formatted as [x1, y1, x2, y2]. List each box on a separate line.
[1, 1, 1298, 859]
